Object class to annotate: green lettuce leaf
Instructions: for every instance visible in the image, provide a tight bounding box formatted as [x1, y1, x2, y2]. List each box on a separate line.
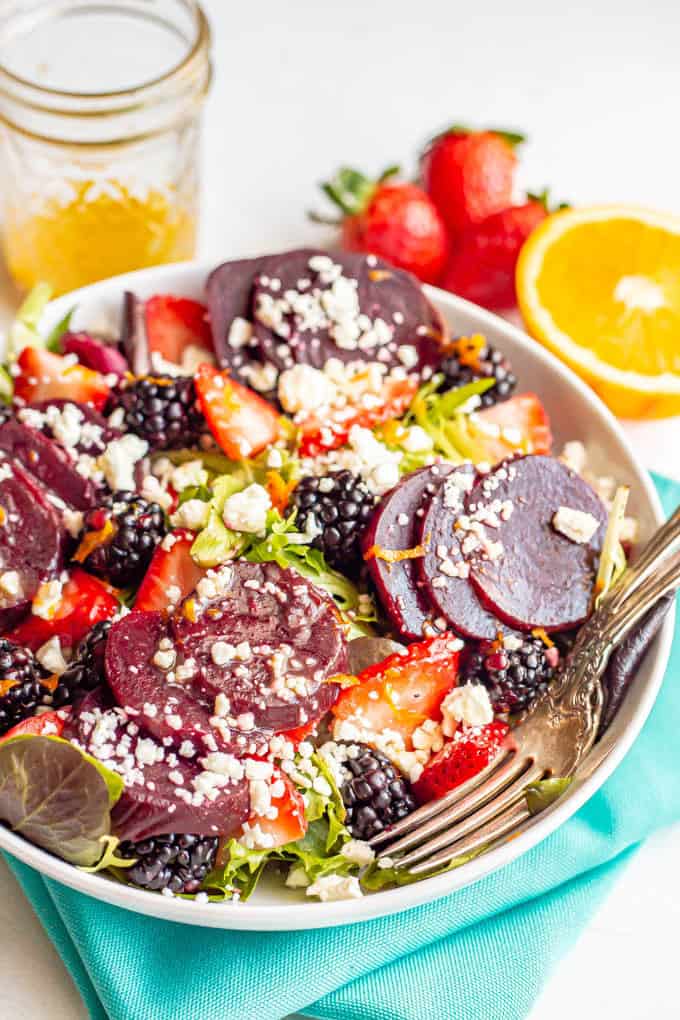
[79, 834, 137, 873]
[595, 485, 630, 604]
[7, 283, 53, 361]
[405, 376, 496, 464]
[46, 306, 76, 353]
[361, 845, 485, 890]
[190, 507, 247, 567]
[203, 840, 269, 901]
[525, 777, 573, 815]
[0, 735, 120, 866]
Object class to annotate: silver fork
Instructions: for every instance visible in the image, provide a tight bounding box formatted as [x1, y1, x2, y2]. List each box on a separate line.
[370, 506, 680, 875]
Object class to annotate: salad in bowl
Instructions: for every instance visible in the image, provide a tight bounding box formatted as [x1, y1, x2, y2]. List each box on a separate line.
[0, 249, 666, 913]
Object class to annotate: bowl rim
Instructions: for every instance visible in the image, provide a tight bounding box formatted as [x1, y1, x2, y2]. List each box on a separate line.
[1, 260, 672, 931]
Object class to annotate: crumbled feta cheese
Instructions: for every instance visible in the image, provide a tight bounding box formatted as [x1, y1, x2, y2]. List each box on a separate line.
[0, 570, 22, 598]
[285, 864, 311, 888]
[552, 506, 600, 544]
[170, 498, 210, 531]
[401, 425, 433, 453]
[62, 508, 84, 538]
[243, 361, 278, 393]
[278, 364, 336, 413]
[340, 839, 375, 867]
[97, 434, 148, 491]
[228, 316, 253, 349]
[36, 636, 68, 675]
[306, 874, 363, 902]
[170, 459, 209, 493]
[441, 683, 494, 735]
[31, 579, 64, 620]
[223, 483, 271, 534]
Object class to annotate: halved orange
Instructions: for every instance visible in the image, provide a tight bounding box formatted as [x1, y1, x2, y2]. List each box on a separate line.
[516, 205, 680, 418]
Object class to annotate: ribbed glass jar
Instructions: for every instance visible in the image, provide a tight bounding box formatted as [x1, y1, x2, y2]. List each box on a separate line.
[0, 0, 211, 295]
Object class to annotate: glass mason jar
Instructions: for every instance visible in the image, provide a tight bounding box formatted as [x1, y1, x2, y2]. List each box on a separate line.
[0, 1, 211, 295]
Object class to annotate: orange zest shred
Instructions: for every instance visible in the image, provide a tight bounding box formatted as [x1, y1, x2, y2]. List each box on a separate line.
[364, 542, 427, 563]
[0, 679, 18, 696]
[325, 673, 360, 689]
[451, 333, 487, 369]
[531, 627, 555, 648]
[266, 470, 296, 514]
[183, 598, 197, 623]
[73, 519, 115, 563]
[368, 269, 393, 282]
[41, 674, 59, 693]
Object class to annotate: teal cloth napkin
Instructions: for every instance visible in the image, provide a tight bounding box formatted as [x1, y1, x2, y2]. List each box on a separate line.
[4, 474, 679, 1020]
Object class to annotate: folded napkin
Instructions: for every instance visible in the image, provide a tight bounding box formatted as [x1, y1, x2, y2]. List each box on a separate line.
[5, 474, 679, 1020]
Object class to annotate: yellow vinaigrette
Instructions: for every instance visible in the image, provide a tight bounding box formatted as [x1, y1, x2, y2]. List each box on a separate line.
[4, 180, 196, 296]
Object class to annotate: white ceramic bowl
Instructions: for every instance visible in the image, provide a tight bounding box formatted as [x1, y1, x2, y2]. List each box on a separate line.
[1, 261, 673, 930]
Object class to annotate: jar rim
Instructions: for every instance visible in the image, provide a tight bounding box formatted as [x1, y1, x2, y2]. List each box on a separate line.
[0, 2, 211, 146]
[0, 1, 209, 102]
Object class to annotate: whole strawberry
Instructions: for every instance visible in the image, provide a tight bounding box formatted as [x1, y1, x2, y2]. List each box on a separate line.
[421, 126, 524, 235]
[318, 166, 447, 284]
[441, 197, 548, 311]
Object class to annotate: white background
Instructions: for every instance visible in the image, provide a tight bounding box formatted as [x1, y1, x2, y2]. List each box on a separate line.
[1, 1, 679, 1017]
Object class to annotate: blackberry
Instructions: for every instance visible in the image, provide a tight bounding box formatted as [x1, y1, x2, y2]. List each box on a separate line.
[119, 833, 218, 895]
[290, 471, 375, 574]
[51, 619, 112, 709]
[78, 491, 166, 587]
[0, 639, 46, 735]
[438, 336, 517, 407]
[113, 375, 205, 450]
[339, 743, 416, 841]
[464, 636, 556, 713]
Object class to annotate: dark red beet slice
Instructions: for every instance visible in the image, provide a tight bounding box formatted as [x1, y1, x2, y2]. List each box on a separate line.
[466, 455, 607, 632]
[415, 463, 508, 640]
[0, 419, 99, 510]
[0, 459, 65, 628]
[252, 250, 446, 373]
[172, 561, 346, 732]
[62, 332, 128, 378]
[104, 610, 259, 754]
[22, 399, 121, 455]
[205, 253, 283, 378]
[362, 465, 453, 640]
[120, 291, 150, 376]
[65, 692, 250, 843]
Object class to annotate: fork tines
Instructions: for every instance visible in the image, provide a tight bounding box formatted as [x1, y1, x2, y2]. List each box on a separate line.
[371, 744, 544, 874]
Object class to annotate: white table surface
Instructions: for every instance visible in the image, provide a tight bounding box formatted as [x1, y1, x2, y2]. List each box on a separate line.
[0, 1, 679, 1017]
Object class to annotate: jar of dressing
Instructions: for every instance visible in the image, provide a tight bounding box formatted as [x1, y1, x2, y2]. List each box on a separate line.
[0, 0, 211, 295]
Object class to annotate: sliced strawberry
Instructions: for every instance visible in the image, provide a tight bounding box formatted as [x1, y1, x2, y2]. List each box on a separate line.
[280, 720, 317, 747]
[134, 529, 206, 612]
[412, 720, 510, 804]
[474, 392, 552, 462]
[145, 295, 213, 364]
[7, 569, 119, 653]
[14, 347, 111, 411]
[194, 364, 282, 460]
[298, 376, 418, 458]
[332, 634, 460, 747]
[217, 771, 307, 862]
[0, 709, 69, 743]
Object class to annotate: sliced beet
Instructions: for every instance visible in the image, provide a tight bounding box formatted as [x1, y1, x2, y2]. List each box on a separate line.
[120, 291, 150, 376]
[172, 561, 346, 732]
[0, 459, 64, 628]
[0, 419, 99, 510]
[65, 692, 250, 843]
[466, 455, 607, 632]
[205, 253, 282, 378]
[415, 463, 508, 640]
[104, 610, 249, 752]
[252, 250, 447, 373]
[362, 465, 453, 640]
[62, 332, 128, 378]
